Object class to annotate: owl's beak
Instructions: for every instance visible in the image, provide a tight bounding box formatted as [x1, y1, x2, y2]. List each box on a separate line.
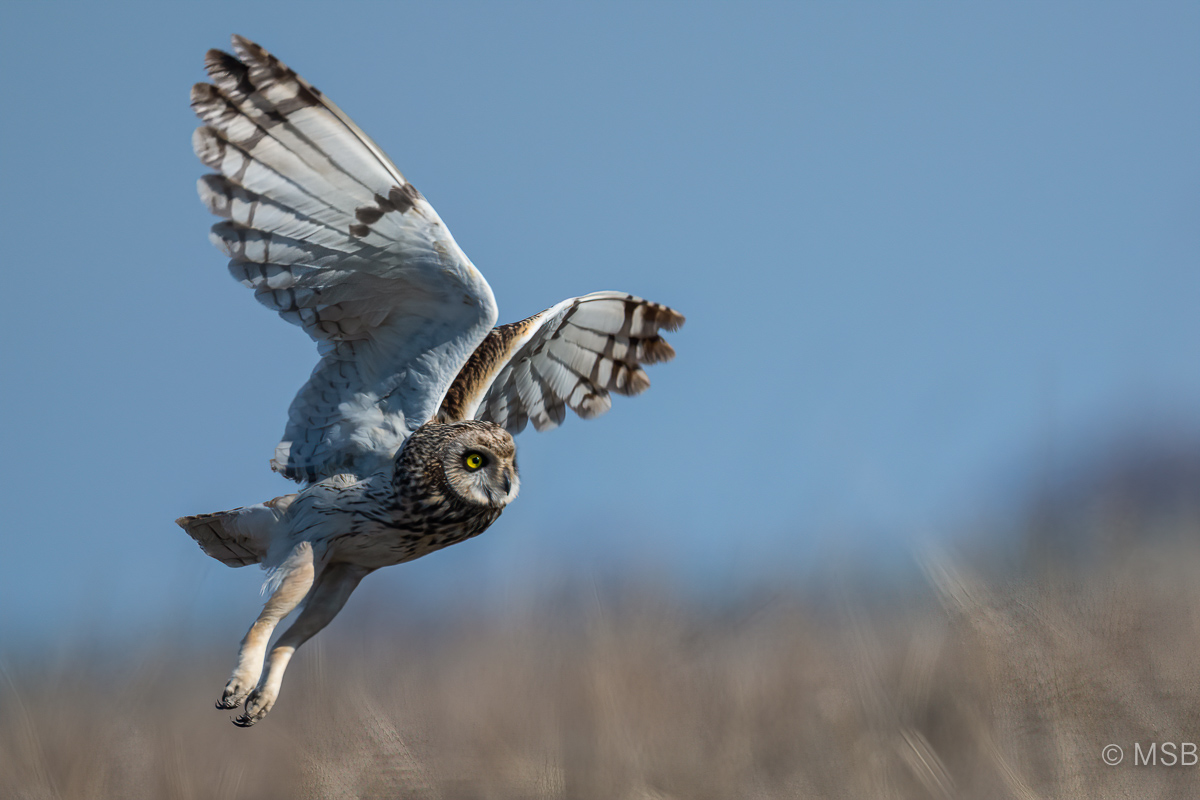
[503, 471, 513, 495]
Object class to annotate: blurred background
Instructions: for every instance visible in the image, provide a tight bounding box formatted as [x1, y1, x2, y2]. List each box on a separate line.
[1, 2, 1196, 797]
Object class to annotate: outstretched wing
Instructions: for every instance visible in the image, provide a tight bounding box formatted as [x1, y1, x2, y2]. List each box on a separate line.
[192, 36, 498, 483]
[438, 292, 684, 434]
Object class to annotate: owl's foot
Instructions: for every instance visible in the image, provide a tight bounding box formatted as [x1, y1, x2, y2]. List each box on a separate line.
[216, 674, 255, 709]
[216, 543, 317, 716]
[232, 686, 276, 727]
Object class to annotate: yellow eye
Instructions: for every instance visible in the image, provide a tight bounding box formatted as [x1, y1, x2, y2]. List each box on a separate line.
[465, 453, 484, 470]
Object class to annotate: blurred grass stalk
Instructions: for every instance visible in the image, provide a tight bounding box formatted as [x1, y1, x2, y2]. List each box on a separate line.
[4, 528, 1200, 799]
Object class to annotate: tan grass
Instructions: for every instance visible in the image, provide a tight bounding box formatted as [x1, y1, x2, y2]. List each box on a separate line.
[4, 539, 1200, 798]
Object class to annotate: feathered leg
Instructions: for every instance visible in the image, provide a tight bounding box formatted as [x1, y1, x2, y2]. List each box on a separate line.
[234, 562, 370, 727]
[217, 542, 314, 710]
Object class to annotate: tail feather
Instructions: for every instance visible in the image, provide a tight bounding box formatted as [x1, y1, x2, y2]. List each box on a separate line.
[176, 495, 295, 567]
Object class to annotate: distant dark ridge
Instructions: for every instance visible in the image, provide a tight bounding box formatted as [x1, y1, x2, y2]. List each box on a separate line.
[1022, 431, 1200, 558]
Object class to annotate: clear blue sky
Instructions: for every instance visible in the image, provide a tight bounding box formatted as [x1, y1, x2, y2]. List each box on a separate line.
[1, 2, 1196, 642]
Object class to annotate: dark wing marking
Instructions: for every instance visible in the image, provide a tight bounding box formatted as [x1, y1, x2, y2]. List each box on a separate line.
[193, 36, 497, 482]
[438, 292, 683, 434]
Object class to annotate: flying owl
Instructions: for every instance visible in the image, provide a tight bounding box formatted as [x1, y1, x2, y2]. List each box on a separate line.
[176, 36, 684, 727]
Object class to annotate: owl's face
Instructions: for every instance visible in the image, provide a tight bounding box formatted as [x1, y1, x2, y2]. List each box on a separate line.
[440, 422, 520, 509]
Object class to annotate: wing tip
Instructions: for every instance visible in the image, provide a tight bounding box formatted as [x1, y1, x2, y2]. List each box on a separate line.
[204, 47, 242, 75]
[639, 336, 676, 364]
[656, 304, 686, 332]
[623, 367, 651, 396]
[230, 34, 265, 63]
[196, 173, 232, 217]
[190, 82, 217, 106]
[574, 389, 612, 420]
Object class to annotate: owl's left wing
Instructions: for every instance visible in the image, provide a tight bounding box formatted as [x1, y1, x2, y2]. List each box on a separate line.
[438, 292, 684, 434]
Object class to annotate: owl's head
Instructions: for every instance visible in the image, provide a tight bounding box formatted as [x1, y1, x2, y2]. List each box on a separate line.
[436, 420, 520, 509]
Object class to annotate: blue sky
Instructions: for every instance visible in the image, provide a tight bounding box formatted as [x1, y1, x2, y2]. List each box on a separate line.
[1, 2, 1196, 642]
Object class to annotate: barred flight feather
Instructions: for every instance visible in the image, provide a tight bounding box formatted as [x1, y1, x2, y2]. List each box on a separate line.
[192, 36, 496, 483]
[438, 292, 684, 434]
[191, 36, 681, 482]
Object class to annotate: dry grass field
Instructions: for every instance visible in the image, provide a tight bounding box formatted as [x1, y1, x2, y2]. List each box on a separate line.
[5, 531, 1200, 799]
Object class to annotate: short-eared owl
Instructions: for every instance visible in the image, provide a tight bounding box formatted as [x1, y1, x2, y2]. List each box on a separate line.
[177, 36, 683, 727]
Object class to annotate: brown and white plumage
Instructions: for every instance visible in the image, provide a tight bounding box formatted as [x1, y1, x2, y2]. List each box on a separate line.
[178, 35, 683, 727]
[192, 36, 497, 483]
[439, 292, 685, 433]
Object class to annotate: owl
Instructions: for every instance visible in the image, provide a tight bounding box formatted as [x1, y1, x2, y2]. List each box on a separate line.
[176, 36, 683, 727]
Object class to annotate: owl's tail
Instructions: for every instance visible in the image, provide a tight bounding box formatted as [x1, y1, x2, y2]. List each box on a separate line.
[176, 495, 296, 567]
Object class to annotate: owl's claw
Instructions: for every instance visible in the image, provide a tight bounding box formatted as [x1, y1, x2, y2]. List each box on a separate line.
[217, 677, 253, 709]
[232, 687, 275, 727]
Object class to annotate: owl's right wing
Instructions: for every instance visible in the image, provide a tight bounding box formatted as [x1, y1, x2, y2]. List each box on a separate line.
[192, 36, 498, 483]
[438, 293, 684, 434]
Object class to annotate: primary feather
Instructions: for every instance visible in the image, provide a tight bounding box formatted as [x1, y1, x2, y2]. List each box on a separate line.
[438, 292, 685, 434]
[192, 35, 497, 483]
